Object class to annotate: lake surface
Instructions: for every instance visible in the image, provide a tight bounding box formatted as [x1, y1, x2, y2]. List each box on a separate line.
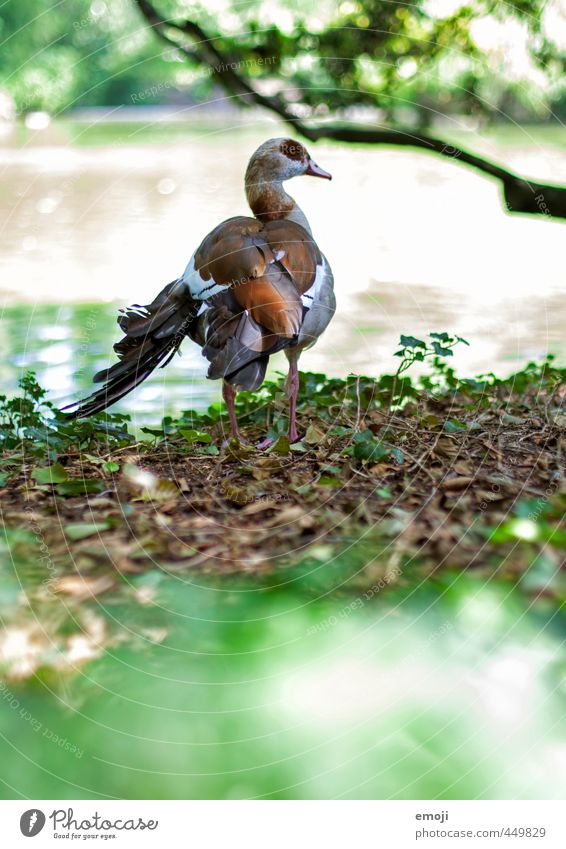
[1, 115, 565, 421]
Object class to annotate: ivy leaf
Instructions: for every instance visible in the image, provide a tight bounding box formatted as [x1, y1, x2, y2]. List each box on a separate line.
[431, 342, 454, 357]
[55, 479, 106, 496]
[200, 444, 219, 456]
[443, 419, 466, 433]
[399, 335, 426, 349]
[64, 522, 111, 540]
[316, 475, 341, 487]
[33, 463, 67, 485]
[390, 447, 405, 465]
[269, 436, 290, 456]
[351, 431, 391, 462]
[179, 429, 212, 445]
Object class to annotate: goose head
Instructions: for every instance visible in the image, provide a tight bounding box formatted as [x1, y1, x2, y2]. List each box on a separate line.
[245, 137, 332, 186]
[245, 137, 332, 225]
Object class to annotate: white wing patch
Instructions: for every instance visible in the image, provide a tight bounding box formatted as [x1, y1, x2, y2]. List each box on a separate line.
[180, 252, 228, 301]
[301, 257, 327, 308]
[179, 248, 326, 308]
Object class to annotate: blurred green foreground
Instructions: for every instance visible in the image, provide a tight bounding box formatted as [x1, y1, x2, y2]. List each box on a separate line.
[1, 560, 564, 800]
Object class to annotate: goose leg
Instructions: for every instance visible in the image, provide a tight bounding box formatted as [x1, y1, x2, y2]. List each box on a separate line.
[256, 351, 301, 449]
[222, 380, 240, 440]
[285, 351, 300, 443]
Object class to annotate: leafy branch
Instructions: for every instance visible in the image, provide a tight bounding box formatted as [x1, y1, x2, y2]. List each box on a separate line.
[132, 0, 566, 220]
[394, 332, 469, 378]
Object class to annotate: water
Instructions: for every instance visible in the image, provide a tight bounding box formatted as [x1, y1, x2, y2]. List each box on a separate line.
[1, 117, 565, 422]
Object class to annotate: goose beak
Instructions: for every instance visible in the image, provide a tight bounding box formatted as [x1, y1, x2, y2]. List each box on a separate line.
[305, 159, 332, 180]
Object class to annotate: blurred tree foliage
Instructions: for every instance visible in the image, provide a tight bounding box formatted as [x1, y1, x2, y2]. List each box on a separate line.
[1, 0, 565, 123]
[0, 0, 176, 113]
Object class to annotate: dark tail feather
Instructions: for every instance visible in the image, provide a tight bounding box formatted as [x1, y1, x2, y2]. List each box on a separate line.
[226, 356, 269, 391]
[63, 280, 198, 419]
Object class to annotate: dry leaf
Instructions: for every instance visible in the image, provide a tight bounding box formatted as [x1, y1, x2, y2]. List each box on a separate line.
[440, 476, 475, 491]
[51, 575, 115, 599]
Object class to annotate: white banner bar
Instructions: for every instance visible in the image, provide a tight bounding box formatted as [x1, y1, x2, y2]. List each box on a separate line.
[1, 800, 565, 848]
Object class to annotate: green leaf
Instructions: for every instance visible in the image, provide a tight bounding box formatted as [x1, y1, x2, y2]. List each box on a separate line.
[0, 455, 23, 465]
[351, 431, 391, 462]
[55, 479, 106, 496]
[290, 482, 311, 495]
[33, 463, 67, 484]
[269, 436, 290, 456]
[0, 473, 8, 487]
[420, 414, 442, 428]
[103, 461, 120, 473]
[140, 426, 166, 437]
[179, 429, 212, 445]
[319, 464, 342, 475]
[501, 413, 524, 425]
[201, 444, 219, 456]
[390, 448, 405, 465]
[317, 475, 341, 487]
[443, 419, 466, 433]
[399, 335, 426, 349]
[431, 342, 454, 357]
[83, 453, 105, 465]
[64, 522, 110, 540]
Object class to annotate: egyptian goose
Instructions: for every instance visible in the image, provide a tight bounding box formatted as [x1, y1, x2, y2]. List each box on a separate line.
[65, 138, 335, 442]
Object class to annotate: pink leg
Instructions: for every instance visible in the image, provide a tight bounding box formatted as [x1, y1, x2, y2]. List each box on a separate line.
[222, 381, 240, 440]
[285, 356, 300, 443]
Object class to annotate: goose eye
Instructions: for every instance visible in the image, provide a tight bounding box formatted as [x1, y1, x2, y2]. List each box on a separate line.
[280, 140, 305, 161]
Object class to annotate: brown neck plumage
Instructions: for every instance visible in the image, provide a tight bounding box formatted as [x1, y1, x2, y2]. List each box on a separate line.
[245, 163, 311, 233]
[245, 175, 294, 223]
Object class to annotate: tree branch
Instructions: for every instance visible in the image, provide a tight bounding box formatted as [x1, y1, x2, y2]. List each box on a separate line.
[133, 0, 566, 221]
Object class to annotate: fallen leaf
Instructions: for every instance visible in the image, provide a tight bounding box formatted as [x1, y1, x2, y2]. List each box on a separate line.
[369, 462, 397, 476]
[501, 413, 524, 425]
[241, 499, 281, 515]
[269, 436, 290, 455]
[304, 423, 326, 445]
[55, 479, 106, 496]
[64, 522, 110, 540]
[51, 575, 115, 599]
[33, 463, 67, 485]
[440, 476, 475, 491]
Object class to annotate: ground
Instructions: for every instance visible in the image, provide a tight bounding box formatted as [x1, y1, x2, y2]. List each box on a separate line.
[0, 357, 564, 681]
[0, 357, 565, 799]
